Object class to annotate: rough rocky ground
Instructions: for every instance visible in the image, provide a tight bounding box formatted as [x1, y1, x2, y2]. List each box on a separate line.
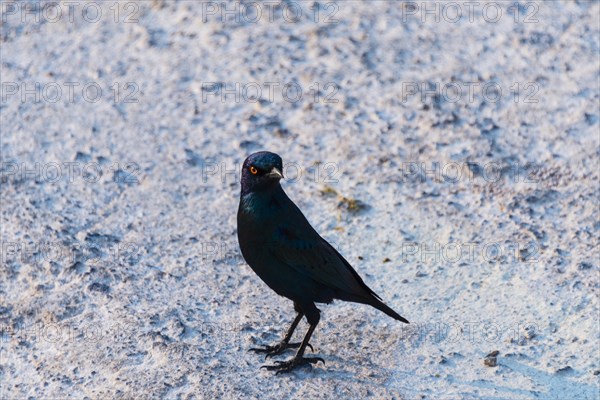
[1, 1, 599, 399]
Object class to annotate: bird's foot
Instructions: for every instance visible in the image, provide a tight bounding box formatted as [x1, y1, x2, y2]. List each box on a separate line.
[261, 356, 325, 374]
[249, 341, 313, 358]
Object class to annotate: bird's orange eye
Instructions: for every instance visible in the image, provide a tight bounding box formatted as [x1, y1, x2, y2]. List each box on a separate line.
[250, 166, 258, 175]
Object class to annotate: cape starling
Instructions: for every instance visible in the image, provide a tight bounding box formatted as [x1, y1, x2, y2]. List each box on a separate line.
[237, 151, 409, 373]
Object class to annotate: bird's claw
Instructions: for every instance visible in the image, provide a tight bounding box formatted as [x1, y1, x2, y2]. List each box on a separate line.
[261, 356, 325, 374]
[249, 342, 314, 358]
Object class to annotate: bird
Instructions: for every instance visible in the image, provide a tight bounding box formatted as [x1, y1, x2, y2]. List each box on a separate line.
[237, 151, 409, 374]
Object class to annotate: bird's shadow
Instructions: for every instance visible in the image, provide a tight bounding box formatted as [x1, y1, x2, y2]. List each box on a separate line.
[258, 350, 395, 384]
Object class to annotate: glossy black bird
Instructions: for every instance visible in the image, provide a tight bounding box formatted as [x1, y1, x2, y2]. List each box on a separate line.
[237, 151, 409, 373]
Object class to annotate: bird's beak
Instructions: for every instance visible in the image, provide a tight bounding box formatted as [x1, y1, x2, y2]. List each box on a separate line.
[267, 167, 283, 180]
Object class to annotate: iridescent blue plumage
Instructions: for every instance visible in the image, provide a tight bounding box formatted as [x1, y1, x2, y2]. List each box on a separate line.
[237, 151, 408, 373]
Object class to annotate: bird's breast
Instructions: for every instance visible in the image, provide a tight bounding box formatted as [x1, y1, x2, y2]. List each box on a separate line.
[238, 197, 274, 257]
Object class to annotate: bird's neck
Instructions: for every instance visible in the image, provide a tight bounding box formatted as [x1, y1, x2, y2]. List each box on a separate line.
[240, 180, 283, 197]
[239, 184, 286, 215]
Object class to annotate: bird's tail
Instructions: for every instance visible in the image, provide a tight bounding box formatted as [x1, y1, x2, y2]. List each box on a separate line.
[340, 292, 409, 323]
[369, 296, 410, 323]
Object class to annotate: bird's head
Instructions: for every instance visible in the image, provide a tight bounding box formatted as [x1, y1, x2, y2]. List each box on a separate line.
[241, 151, 284, 194]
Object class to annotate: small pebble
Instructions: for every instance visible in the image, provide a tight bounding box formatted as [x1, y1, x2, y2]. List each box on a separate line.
[484, 351, 499, 367]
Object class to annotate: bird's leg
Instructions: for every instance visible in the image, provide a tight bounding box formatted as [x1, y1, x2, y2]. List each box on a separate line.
[261, 322, 324, 374]
[250, 313, 313, 357]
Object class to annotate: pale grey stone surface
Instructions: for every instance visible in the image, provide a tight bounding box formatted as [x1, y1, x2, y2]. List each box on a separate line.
[1, 1, 598, 399]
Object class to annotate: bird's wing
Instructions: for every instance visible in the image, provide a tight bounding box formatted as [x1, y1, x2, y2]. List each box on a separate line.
[268, 213, 378, 300]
